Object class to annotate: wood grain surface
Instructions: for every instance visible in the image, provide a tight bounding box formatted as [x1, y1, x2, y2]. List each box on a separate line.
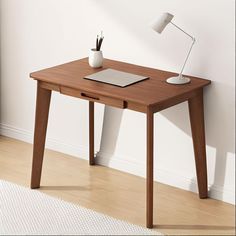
[30, 58, 210, 109]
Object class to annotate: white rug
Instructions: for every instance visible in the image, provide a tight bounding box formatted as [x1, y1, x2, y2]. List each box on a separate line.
[0, 180, 161, 235]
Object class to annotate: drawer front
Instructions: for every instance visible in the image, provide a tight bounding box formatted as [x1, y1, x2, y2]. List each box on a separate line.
[61, 87, 126, 109]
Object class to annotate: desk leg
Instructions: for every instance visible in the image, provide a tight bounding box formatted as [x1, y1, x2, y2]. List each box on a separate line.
[31, 83, 51, 189]
[146, 107, 154, 228]
[188, 89, 208, 198]
[89, 101, 95, 165]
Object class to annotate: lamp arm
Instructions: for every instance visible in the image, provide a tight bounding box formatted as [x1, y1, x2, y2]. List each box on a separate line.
[170, 22, 194, 40]
[170, 22, 196, 76]
[179, 37, 195, 75]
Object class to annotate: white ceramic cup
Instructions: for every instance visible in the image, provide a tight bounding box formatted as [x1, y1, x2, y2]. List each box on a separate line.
[88, 49, 103, 68]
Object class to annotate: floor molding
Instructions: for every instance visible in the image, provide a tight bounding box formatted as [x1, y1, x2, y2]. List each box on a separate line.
[0, 123, 234, 205]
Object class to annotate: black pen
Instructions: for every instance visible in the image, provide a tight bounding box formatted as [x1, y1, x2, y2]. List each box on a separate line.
[98, 37, 102, 51]
[96, 35, 99, 51]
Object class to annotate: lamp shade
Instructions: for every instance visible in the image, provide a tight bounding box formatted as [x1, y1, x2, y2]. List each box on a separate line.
[151, 12, 174, 33]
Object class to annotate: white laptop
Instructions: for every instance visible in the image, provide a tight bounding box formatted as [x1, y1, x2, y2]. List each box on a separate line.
[84, 69, 149, 87]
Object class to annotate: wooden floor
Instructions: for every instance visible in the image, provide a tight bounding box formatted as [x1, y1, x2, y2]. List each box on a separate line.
[0, 136, 235, 235]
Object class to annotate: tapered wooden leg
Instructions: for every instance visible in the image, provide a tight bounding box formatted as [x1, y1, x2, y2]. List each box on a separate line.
[31, 82, 51, 189]
[89, 101, 95, 165]
[146, 107, 154, 228]
[188, 89, 208, 198]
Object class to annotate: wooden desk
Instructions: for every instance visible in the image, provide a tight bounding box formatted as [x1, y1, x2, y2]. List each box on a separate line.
[30, 58, 211, 228]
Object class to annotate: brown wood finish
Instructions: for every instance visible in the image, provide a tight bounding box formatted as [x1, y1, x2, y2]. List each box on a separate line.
[60, 86, 125, 109]
[40, 81, 60, 92]
[146, 107, 154, 228]
[31, 82, 51, 189]
[152, 88, 200, 113]
[188, 89, 208, 198]
[30, 58, 210, 113]
[30, 57, 211, 228]
[89, 101, 95, 165]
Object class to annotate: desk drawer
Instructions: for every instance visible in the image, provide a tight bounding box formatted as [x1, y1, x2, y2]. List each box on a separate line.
[61, 87, 125, 109]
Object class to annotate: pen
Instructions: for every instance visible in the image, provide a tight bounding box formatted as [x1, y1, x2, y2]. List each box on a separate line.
[95, 31, 104, 51]
[98, 37, 103, 51]
[96, 35, 99, 51]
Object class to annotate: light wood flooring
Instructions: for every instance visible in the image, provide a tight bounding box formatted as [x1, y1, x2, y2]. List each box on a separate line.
[0, 136, 235, 235]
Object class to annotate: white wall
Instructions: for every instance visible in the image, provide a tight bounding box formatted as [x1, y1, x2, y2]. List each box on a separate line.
[0, 0, 235, 204]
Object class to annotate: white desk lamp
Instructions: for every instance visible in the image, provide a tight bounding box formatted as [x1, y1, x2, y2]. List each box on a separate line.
[151, 12, 195, 85]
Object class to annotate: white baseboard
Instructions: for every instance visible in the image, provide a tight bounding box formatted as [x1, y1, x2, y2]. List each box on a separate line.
[0, 123, 88, 159]
[96, 151, 235, 205]
[0, 123, 234, 205]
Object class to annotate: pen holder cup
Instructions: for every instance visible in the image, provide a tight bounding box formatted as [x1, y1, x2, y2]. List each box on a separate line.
[88, 49, 103, 68]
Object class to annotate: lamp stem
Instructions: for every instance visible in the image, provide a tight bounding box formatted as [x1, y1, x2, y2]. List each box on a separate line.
[169, 22, 196, 77]
[179, 38, 195, 75]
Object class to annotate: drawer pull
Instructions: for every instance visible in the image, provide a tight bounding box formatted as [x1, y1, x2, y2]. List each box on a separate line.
[60, 87, 124, 108]
[81, 92, 100, 100]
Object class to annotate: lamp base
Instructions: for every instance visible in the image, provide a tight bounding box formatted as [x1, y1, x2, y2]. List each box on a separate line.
[166, 75, 191, 85]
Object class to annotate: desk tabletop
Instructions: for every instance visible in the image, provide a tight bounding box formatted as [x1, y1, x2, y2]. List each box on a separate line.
[30, 58, 210, 108]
